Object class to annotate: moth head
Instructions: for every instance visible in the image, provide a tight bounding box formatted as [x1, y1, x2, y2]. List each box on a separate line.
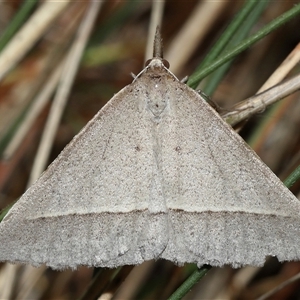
[145, 57, 170, 70]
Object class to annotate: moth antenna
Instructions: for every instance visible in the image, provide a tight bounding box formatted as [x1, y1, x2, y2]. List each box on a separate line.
[153, 26, 163, 58]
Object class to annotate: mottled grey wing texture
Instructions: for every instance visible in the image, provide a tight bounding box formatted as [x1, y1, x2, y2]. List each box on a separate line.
[0, 81, 169, 269]
[149, 80, 300, 268]
[0, 57, 299, 270]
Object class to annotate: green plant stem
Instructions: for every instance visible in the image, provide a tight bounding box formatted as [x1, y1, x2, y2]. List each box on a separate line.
[196, 0, 259, 74]
[0, 202, 15, 222]
[168, 265, 212, 300]
[0, 0, 38, 52]
[284, 165, 300, 189]
[202, 1, 269, 94]
[187, 3, 300, 89]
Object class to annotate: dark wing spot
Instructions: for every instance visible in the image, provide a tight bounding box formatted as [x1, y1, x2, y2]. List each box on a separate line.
[175, 146, 181, 153]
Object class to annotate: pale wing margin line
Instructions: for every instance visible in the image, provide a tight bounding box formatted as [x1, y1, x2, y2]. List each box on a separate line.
[25, 208, 295, 220]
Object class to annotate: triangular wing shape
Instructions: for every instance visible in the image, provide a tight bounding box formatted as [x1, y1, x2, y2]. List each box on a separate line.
[0, 57, 299, 269]
[0, 74, 170, 269]
[149, 79, 300, 267]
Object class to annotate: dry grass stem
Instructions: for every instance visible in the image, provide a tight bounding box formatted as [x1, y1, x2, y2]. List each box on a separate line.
[145, 0, 165, 62]
[0, 1, 71, 81]
[28, 0, 103, 185]
[222, 73, 300, 126]
[165, 1, 229, 74]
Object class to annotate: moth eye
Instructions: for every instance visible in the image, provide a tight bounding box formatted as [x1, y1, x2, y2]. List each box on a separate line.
[145, 58, 170, 68]
[145, 59, 152, 67]
[162, 59, 170, 69]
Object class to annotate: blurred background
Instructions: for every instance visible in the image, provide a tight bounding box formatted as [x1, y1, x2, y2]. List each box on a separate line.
[0, 1, 300, 299]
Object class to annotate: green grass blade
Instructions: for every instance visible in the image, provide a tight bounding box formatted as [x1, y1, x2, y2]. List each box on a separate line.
[284, 165, 300, 189]
[168, 265, 212, 300]
[187, 3, 300, 89]
[202, 1, 269, 94]
[195, 0, 259, 74]
[0, 0, 38, 52]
